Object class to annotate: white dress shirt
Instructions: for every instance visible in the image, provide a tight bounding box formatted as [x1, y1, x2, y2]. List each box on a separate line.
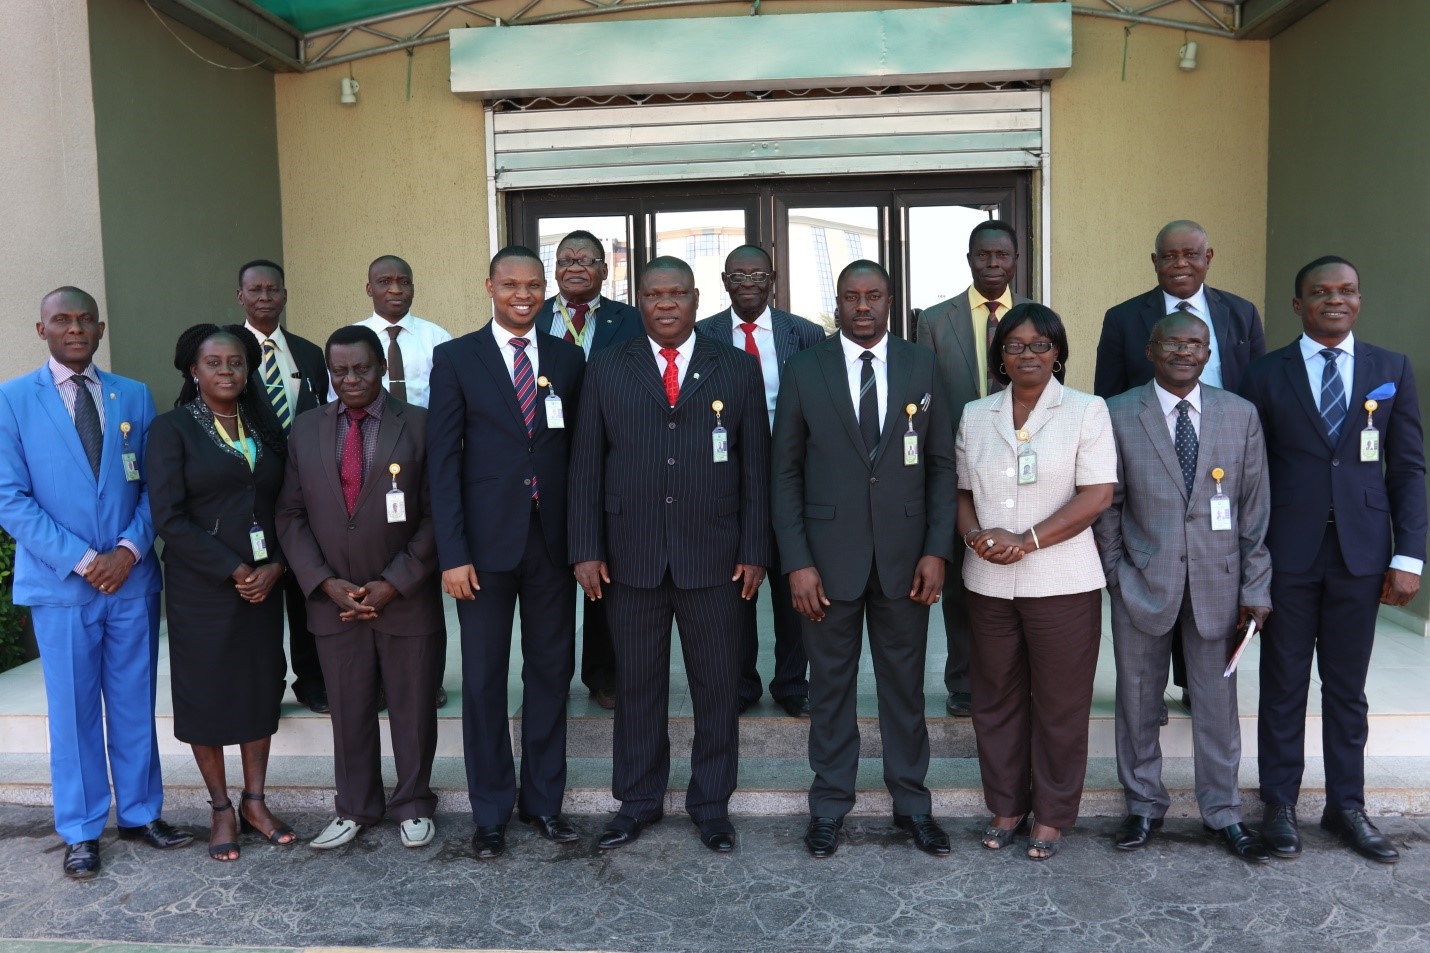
[726, 307, 781, 426]
[496, 324, 541, 383]
[1162, 286, 1223, 388]
[839, 331, 888, 429]
[550, 296, 604, 357]
[330, 313, 453, 408]
[245, 321, 301, 411]
[648, 332, 696, 388]
[1154, 381, 1202, 441]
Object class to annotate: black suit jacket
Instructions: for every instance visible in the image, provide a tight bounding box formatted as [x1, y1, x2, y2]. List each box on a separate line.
[1239, 338, 1427, 577]
[535, 295, 643, 355]
[771, 334, 957, 601]
[427, 325, 585, 573]
[694, 308, 827, 370]
[568, 334, 770, 589]
[1094, 286, 1265, 397]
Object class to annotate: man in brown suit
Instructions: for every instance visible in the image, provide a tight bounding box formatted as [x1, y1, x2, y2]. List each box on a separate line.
[276, 324, 445, 850]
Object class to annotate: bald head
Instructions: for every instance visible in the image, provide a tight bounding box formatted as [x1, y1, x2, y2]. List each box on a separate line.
[41, 286, 99, 318]
[1152, 220, 1213, 300]
[1154, 220, 1207, 250]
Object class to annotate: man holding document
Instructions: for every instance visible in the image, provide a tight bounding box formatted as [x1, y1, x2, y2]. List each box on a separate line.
[1094, 311, 1271, 863]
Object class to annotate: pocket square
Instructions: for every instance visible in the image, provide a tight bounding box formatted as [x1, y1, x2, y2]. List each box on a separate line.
[1366, 382, 1396, 401]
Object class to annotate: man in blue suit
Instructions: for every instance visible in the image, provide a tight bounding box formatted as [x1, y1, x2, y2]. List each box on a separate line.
[0, 287, 191, 879]
[1240, 256, 1427, 864]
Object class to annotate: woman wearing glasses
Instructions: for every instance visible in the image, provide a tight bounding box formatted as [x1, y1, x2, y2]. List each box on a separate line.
[954, 303, 1116, 860]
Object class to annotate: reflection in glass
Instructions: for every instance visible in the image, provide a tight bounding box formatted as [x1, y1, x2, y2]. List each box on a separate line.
[907, 206, 1001, 310]
[536, 215, 632, 304]
[785, 207, 879, 332]
[652, 210, 746, 315]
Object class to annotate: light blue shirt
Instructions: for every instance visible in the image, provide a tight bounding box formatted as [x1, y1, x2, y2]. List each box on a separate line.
[549, 297, 601, 357]
[1162, 286, 1221, 388]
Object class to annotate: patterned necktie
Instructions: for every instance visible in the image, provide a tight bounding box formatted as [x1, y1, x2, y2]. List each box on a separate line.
[1176, 300, 1193, 313]
[985, 300, 1002, 395]
[565, 302, 589, 344]
[859, 351, 879, 458]
[386, 326, 407, 402]
[660, 347, 680, 406]
[1319, 348, 1346, 443]
[70, 375, 102, 477]
[1174, 399, 1197, 496]
[340, 407, 368, 515]
[510, 338, 538, 499]
[261, 340, 292, 434]
[739, 322, 762, 367]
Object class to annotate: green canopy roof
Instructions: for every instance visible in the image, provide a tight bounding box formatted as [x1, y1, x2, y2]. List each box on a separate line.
[252, 1, 421, 33]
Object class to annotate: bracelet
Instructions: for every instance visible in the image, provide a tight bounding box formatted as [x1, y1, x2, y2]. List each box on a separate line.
[1028, 526, 1041, 550]
[962, 528, 981, 546]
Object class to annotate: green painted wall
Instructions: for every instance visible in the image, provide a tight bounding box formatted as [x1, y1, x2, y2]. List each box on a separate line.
[87, 0, 283, 407]
[1267, 0, 1430, 625]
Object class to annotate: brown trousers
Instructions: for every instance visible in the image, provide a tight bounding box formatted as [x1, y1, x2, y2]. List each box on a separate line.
[967, 588, 1102, 829]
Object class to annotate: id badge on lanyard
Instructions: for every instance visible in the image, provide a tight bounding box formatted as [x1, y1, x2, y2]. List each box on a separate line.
[385, 463, 407, 523]
[537, 375, 564, 429]
[711, 400, 728, 463]
[1209, 467, 1232, 531]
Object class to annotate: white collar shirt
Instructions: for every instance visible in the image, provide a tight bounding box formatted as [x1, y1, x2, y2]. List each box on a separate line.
[496, 323, 541, 384]
[648, 332, 696, 389]
[550, 296, 603, 356]
[245, 321, 300, 411]
[728, 307, 780, 427]
[1162, 286, 1222, 388]
[840, 331, 889, 430]
[1154, 381, 1202, 441]
[343, 313, 452, 409]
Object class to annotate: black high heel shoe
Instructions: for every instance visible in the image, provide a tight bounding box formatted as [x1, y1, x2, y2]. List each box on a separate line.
[239, 791, 296, 845]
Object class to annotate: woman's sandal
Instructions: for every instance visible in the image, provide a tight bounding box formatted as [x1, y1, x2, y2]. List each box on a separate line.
[980, 814, 1029, 850]
[1027, 831, 1063, 861]
[208, 799, 240, 862]
[239, 791, 297, 845]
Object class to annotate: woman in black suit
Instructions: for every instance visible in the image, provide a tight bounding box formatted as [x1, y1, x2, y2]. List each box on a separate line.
[148, 324, 296, 861]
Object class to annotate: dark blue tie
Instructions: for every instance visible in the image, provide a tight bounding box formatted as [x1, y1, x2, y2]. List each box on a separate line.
[1319, 348, 1346, 443]
[1174, 400, 1197, 496]
[70, 375, 102, 478]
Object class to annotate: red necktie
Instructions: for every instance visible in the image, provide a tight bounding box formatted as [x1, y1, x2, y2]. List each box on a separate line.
[739, 322, 762, 367]
[340, 407, 368, 515]
[660, 347, 680, 406]
[565, 302, 588, 343]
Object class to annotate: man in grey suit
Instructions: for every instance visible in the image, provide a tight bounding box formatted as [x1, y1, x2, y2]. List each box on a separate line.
[696, 244, 825, 718]
[773, 260, 956, 859]
[915, 221, 1033, 717]
[1094, 312, 1271, 863]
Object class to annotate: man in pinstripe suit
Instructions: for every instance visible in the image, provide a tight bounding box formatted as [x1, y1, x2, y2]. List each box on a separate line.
[569, 256, 770, 853]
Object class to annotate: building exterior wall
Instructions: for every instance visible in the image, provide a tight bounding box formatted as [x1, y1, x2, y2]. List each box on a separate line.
[2, 0, 109, 381]
[87, 0, 284, 403]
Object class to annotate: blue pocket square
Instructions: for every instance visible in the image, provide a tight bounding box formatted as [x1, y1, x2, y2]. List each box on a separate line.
[1366, 382, 1396, 401]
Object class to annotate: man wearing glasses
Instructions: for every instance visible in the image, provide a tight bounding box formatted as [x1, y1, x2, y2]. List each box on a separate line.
[696, 245, 825, 719]
[536, 230, 642, 710]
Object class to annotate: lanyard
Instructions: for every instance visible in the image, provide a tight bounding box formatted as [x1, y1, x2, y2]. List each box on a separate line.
[217, 414, 255, 471]
[555, 298, 597, 347]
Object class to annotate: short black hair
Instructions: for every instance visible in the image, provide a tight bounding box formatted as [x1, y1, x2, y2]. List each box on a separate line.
[557, 231, 605, 257]
[969, 220, 1018, 250]
[989, 302, 1069, 386]
[238, 258, 285, 287]
[836, 259, 890, 291]
[325, 325, 385, 366]
[640, 255, 695, 286]
[1294, 255, 1358, 298]
[41, 286, 99, 316]
[724, 244, 773, 270]
[489, 244, 544, 277]
[368, 254, 411, 276]
[1150, 311, 1210, 341]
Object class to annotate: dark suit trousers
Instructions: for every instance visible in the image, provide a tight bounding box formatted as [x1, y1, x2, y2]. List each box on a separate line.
[605, 574, 741, 823]
[967, 589, 1102, 829]
[282, 574, 324, 692]
[315, 622, 442, 825]
[738, 537, 808, 705]
[941, 543, 973, 695]
[458, 509, 576, 826]
[580, 598, 616, 694]
[806, 566, 933, 819]
[1258, 521, 1382, 811]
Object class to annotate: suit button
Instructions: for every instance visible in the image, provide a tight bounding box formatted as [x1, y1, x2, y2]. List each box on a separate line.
[1004, 499, 1015, 508]
[347, 523, 356, 530]
[1180, 556, 1186, 562]
[668, 458, 676, 465]
[869, 477, 878, 485]
[1332, 458, 1340, 466]
[1186, 514, 1195, 522]
[523, 478, 532, 486]
[1006, 468, 1015, 478]
[668, 422, 677, 430]
[666, 496, 674, 503]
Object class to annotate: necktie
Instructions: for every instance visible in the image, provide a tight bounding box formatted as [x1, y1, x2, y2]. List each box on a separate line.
[70, 375, 102, 477]
[1320, 348, 1346, 442]
[261, 340, 293, 434]
[386, 326, 407, 402]
[859, 351, 879, 458]
[565, 302, 589, 344]
[1176, 300, 1192, 313]
[340, 407, 368, 515]
[739, 322, 762, 367]
[1174, 399, 1197, 497]
[511, 338, 539, 499]
[660, 347, 680, 407]
[985, 300, 1002, 395]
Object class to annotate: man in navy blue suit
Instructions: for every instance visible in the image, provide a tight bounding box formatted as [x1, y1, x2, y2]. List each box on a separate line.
[0, 287, 191, 879]
[1240, 256, 1426, 864]
[428, 246, 586, 860]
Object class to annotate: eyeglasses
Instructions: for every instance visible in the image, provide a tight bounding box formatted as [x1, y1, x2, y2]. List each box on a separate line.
[1156, 250, 1206, 266]
[556, 256, 604, 269]
[1152, 340, 1210, 355]
[1000, 341, 1055, 355]
[639, 291, 694, 304]
[724, 271, 771, 286]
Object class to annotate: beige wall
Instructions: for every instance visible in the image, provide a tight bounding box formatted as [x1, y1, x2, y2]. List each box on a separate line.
[1, 0, 109, 380]
[274, 43, 488, 344]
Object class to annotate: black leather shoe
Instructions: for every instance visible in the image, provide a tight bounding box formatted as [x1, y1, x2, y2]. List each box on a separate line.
[737, 697, 758, 715]
[117, 818, 194, 850]
[294, 684, 330, 714]
[694, 817, 736, 853]
[894, 813, 951, 856]
[472, 824, 506, 860]
[1113, 814, 1162, 851]
[945, 692, 972, 717]
[1261, 803, 1301, 858]
[1211, 822, 1270, 863]
[435, 686, 448, 709]
[1321, 809, 1400, 864]
[776, 695, 811, 718]
[1158, 702, 1170, 726]
[597, 813, 660, 850]
[805, 816, 843, 858]
[519, 812, 579, 844]
[63, 840, 100, 880]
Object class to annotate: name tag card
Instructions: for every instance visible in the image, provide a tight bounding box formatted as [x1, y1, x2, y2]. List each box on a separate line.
[545, 394, 564, 429]
[249, 524, 268, 561]
[903, 404, 919, 466]
[385, 463, 406, 522]
[1016, 430, 1036, 485]
[711, 400, 728, 463]
[120, 422, 140, 481]
[1209, 467, 1231, 531]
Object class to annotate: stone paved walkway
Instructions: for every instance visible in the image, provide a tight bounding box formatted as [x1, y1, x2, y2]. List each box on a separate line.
[1, 806, 1427, 953]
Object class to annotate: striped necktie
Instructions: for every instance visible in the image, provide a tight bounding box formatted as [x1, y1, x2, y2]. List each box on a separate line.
[261, 340, 292, 434]
[511, 338, 538, 499]
[1320, 348, 1346, 442]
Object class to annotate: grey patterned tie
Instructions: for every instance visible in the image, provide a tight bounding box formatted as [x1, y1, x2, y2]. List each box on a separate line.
[858, 352, 879, 458]
[70, 375, 102, 477]
[1174, 399, 1197, 497]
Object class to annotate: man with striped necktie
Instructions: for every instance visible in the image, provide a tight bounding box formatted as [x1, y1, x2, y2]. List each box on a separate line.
[237, 259, 331, 714]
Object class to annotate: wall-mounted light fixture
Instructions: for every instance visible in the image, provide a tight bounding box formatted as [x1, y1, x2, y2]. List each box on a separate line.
[1178, 40, 1198, 71]
[340, 76, 360, 105]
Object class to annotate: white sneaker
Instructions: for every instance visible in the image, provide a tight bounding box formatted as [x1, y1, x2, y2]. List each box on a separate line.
[310, 817, 361, 850]
[400, 817, 435, 848]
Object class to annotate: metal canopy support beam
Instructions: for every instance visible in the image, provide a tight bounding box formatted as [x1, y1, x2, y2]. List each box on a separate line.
[1236, 0, 1331, 39]
[147, 0, 303, 71]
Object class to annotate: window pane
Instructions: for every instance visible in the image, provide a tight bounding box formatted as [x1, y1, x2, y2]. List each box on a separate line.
[786, 207, 880, 333]
[536, 215, 633, 304]
[907, 205, 1001, 310]
[652, 210, 746, 316]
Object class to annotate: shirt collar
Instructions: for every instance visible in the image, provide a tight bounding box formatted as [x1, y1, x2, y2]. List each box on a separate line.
[649, 332, 697, 363]
[370, 313, 415, 333]
[839, 331, 889, 367]
[967, 285, 1014, 312]
[48, 357, 99, 386]
[246, 321, 286, 348]
[732, 306, 772, 330]
[562, 295, 601, 313]
[1300, 331, 1356, 361]
[1154, 380, 1202, 418]
[501, 324, 538, 348]
[1161, 285, 1210, 319]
